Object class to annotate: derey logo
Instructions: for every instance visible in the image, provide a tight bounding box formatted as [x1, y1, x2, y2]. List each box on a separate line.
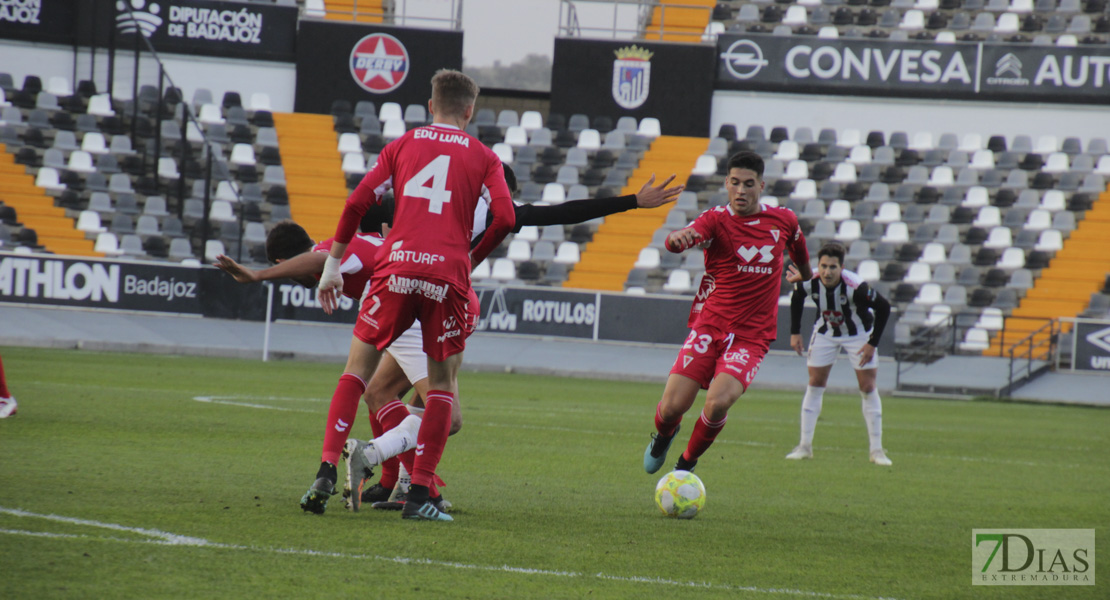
[350, 33, 410, 94]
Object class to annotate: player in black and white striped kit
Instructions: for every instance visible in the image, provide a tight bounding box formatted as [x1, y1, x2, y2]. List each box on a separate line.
[784, 241, 893, 465]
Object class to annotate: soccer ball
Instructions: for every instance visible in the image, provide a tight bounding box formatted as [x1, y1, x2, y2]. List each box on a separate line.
[654, 470, 706, 519]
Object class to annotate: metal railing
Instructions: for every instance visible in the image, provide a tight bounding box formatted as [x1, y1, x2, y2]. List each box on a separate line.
[1000, 318, 1057, 397]
[558, 0, 710, 42]
[894, 312, 1057, 397]
[311, 0, 462, 30]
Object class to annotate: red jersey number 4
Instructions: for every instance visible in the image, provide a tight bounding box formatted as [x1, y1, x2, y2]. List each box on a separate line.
[403, 155, 452, 214]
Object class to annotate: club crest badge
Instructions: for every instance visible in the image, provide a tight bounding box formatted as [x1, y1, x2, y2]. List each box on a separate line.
[612, 45, 653, 110]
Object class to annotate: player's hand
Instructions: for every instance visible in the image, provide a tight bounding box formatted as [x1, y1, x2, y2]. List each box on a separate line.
[665, 227, 703, 252]
[635, 174, 685, 209]
[213, 254, 258, 283]
[790, 334, 804, 356]
[317, 256, 344, 315]
[785, 264, 802, 284]
[859, 343, 876, 368]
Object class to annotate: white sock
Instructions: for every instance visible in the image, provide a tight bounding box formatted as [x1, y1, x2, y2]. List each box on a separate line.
[861, 389, 883, 452]
[365, 414, 423, 464]
[800, 386, 825, 447]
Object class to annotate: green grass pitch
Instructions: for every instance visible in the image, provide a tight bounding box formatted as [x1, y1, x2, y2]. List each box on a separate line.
[0, 346, 1106, 599]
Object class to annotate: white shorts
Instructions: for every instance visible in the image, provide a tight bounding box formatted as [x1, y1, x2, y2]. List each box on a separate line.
[384, 322, 429, 384]
[806, 331, 878, 370]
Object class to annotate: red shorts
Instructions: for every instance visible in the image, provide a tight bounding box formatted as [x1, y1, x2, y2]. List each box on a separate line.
[352, 274, 476, 361]
[669, 325, 768, 391]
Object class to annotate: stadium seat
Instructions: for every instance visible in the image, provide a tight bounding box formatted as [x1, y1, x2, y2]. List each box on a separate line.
[76, 210, 106, 233]
[915, 282, 943, 304]
[1034, 229, 1063, 251]
[663, 269, 693, 293]
[959, 327, 990, 351]
[553, 241, 580, 264]
[489, 258, 516, 281]
[634, 247, 661, 269]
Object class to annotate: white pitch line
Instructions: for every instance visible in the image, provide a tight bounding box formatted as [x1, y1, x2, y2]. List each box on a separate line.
[192, 396, 321, 413]
[0, 507, 903, 600]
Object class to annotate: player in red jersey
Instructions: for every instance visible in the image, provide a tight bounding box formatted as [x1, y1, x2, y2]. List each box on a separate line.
[0, 352, 16, 418]
[317, 70, 514, 521]
[643, 151, 812, 475]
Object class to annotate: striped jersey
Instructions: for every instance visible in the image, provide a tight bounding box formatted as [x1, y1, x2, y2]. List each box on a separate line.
[790, 269, 891, 346]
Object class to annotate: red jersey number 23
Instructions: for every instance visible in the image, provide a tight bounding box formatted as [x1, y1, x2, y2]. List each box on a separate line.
[403, 155, 453, 214]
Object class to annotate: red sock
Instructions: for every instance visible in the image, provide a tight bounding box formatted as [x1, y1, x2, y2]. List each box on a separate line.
[655, 402, 682, 437]
[682, 411, 727, 462]
[368, 407, 399, 489]
[0, 354, 9, 397]
[411, 391, 453, 489]
[320, 373, 366, 466]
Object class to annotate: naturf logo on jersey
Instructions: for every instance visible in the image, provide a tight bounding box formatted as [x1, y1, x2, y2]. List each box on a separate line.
[612, 45, 652, 110]
[350, 33, 409, 94]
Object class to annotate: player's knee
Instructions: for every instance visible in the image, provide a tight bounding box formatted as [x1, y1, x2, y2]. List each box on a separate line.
[859, 381, 876, 394]
[362, 389, 391, 412]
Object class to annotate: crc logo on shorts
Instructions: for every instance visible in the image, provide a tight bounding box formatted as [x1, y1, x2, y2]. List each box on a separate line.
[720, 39, 769, 80]
[350, 33, 409, 94]
[723, 348, 751, 366]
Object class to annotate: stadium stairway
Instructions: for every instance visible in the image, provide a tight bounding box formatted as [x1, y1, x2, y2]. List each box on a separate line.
[324, 0, 385, 23]
[563, 136, 706, 291]
[0, 144, 95, 257]
[646, 0, 715, 42]
[272, 112, 350, 242]
[988, 187, 1110, 356]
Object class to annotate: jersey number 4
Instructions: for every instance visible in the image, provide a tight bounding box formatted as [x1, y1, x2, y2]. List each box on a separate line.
[403, 155, 453, 214]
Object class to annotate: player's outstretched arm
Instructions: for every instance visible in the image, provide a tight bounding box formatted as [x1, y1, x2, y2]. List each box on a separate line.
[215, 252, 327, 284]
[635, 174, 685, 208]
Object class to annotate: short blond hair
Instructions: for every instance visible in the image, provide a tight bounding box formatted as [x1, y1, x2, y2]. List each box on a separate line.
[431, 69, 479, 119]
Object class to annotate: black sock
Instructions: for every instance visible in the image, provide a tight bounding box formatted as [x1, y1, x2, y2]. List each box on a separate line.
[407, 484, 430, 505]
[675, 454, 697, 472]
[316, 461, 337, 483]
[650, 433, 674, 458]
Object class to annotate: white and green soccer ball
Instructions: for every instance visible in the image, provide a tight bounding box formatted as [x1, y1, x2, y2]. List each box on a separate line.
[654, 470, 706, 519]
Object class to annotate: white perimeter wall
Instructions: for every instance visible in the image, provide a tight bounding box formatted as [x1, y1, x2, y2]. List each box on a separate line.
[712, 90, 1110, 146]
[0, 40, 296, 111]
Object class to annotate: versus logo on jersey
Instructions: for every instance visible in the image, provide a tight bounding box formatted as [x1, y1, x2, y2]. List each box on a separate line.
[737, 245, 774, 263]
[350, 33, 410, 94]
[612, 45, 652, 110]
